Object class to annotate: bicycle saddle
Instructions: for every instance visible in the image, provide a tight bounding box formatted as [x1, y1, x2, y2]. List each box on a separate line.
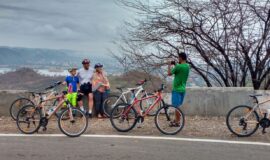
[249, 94, 263, 97]
[136, 79, 147, 86]
[116, 87, 124, 92]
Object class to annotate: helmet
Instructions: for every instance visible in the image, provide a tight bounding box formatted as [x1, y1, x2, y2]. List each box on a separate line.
[68, 67, 77, 72]
[82, 59, 90, 64]
[94, 63, 103, 69]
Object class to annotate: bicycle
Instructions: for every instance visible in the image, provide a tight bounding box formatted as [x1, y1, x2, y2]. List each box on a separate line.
[10, 81, 62, 120]
[16, 91, 88, 137]
[103, 79, 164, 117]
[226, 94, 270, 137]
[110, 84, 185, 135]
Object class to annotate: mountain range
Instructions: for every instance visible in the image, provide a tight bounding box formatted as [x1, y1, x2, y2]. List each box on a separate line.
[0, 46, 118, 72]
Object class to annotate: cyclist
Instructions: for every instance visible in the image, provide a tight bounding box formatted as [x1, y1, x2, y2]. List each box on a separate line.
[168, 52, 190, 126]
[63, 67, 84, 111]
[92, 63, 110, 118]
[77, 59, 94, 117]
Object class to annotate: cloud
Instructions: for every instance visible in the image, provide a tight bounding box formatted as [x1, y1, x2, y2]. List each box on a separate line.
[0, 0, 133, 54]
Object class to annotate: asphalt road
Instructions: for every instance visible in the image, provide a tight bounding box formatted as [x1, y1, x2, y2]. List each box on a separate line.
[0, 136, 269, 160]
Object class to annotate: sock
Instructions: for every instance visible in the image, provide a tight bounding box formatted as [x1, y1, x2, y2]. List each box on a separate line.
[88, 109, 92, 114]
[80, 106, 85, 112]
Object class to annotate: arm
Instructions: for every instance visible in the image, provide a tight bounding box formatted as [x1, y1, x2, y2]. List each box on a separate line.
[77, 78, 80, 92]
[168, 63, 172, 76]
[102, 72, 110, 87]
[62, 77, 68, 85]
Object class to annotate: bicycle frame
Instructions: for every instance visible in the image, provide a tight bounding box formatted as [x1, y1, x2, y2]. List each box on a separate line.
[123, 91, 163, 117]
[29, 88, 58, 105]
[246, 98, 270, 119]
[35, 93, 72, 120]
[113, 84, 150, 106]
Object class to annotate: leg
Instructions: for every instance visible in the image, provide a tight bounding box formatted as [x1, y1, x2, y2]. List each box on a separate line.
[77, 94, 84, 112]
[88, 93, 94, 114]
[100, 92, 107, 116]
[94, 91, 102, 117]
[71, 93, 77, 107]
[175, 93, 185, 124]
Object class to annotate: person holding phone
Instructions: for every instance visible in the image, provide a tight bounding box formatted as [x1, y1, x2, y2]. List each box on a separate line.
[168, 52, 190, 126]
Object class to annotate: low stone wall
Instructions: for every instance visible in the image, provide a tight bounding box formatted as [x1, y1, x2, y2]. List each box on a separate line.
[1, 88, 270, 117]
[162, 87, 270, 116]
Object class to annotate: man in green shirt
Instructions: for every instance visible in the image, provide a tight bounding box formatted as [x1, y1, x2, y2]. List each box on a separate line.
[168, 52, 190, 125]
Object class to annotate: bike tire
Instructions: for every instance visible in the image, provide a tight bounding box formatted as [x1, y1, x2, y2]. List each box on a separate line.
[226, 105, 259, 137]
[58, 107, 88, 137]
[16, 105, 42, 134]
[110, 103, 138, 132]
[103, 95, 125, 118]
[10, 98, 35, 120]
[155, 105, 185, 135]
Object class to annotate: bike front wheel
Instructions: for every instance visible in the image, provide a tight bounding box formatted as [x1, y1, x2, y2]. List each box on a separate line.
[155, 105, 185, 135]
[58, 108, 88, 137]
[110, 103, 137, 132]
[226, 105, 259, 137]
[16, 105, 41, 134]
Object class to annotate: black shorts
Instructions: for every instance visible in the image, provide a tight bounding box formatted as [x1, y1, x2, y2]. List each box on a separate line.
[80, 83, 92, 95]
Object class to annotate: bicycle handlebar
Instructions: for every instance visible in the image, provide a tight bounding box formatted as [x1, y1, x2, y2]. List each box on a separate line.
[157, 84, 165, 92]
[45, 81, 62, 90]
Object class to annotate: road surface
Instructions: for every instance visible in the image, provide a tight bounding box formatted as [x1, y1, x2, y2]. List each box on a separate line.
[0, 135, 269, 160]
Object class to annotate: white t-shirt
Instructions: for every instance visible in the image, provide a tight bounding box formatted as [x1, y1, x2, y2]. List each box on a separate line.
[77, 68, 94, 84]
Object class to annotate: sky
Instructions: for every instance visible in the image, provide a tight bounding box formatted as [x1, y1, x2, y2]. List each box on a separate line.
[0, 0, 134, 54]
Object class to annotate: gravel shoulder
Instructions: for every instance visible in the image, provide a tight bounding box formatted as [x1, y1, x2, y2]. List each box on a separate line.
[1, 116, 270, 142]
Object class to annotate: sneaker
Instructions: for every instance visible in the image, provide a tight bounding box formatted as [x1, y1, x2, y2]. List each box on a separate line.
[137, 119, 143, 128]
[86, 113, 92, 118]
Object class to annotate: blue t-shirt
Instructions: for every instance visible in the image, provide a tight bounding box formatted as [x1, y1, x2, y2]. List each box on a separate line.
[65, 76, 79, 92]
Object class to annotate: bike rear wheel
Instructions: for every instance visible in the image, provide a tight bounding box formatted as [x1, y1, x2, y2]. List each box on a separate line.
[58, 107, 88, 137]
[16, 105, 41, 134]
[226, 105, 259, 137]
[110, 103, 137, 132]
[103, 95, 124, 118]
[155, 105, 185, 135]
[10, 98, 34, 120]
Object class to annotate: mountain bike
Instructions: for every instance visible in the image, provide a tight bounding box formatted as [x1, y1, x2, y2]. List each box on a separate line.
[103, 79, 164, 117]
[226, 94, 270, 137]
[16, 91, 88, 137]
[10, 81, 62, 120]
[110, 84, 185, 135]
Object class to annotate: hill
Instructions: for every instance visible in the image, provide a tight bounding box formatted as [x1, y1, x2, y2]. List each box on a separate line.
[0, 46, 117, 73]
[0, 68, 64, 90]
[0, 68, 167, 92]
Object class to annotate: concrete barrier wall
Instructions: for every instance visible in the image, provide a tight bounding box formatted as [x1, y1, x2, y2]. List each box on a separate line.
[163, 87, 270, 116]
[1, 88, 270, 117]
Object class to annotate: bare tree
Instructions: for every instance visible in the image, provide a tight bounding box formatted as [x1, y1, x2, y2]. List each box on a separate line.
[114, 0, 270, 89]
